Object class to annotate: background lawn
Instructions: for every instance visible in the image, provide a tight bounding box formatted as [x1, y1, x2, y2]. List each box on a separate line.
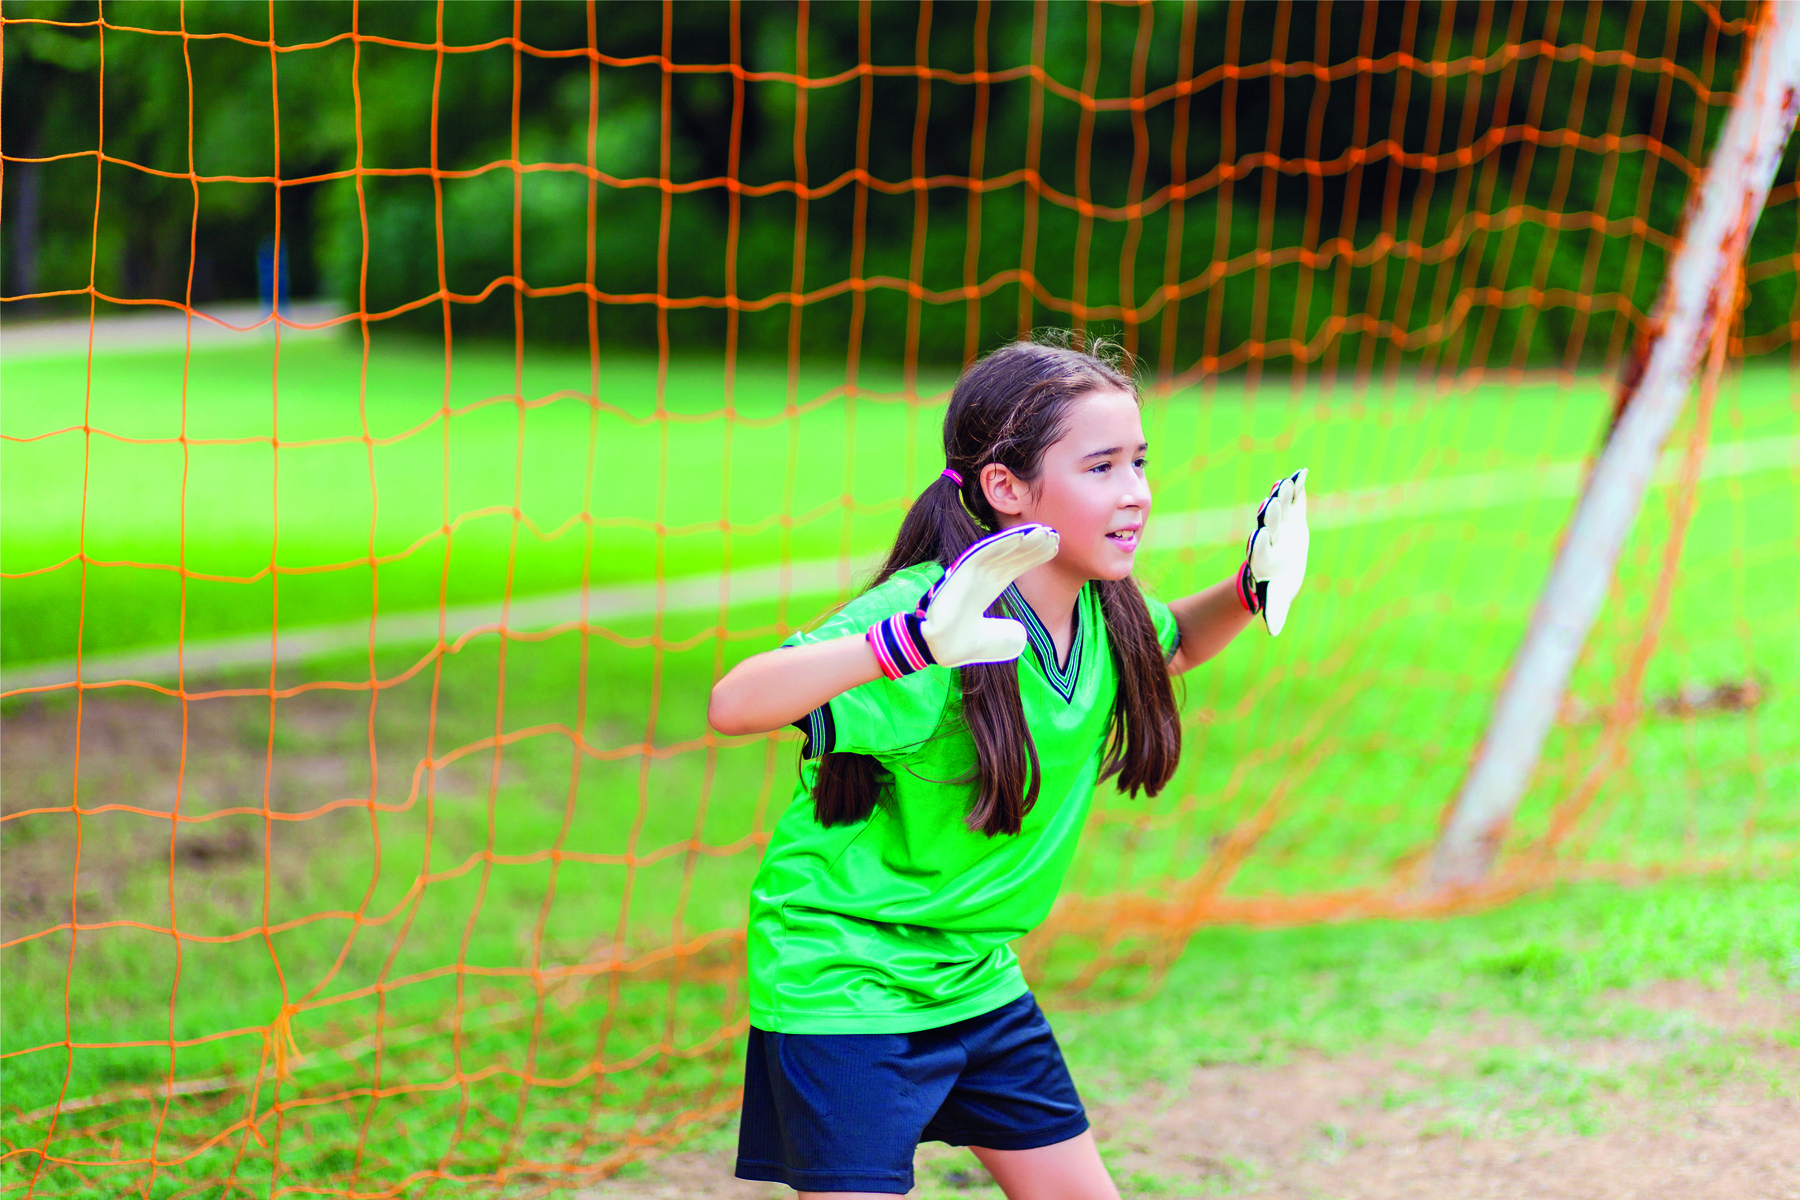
[4, 334, 1795, 668]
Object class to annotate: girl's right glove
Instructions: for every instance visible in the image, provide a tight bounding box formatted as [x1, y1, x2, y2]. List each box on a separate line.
[867, 524, 1060, 678]
[1235, 468, 1309, 637]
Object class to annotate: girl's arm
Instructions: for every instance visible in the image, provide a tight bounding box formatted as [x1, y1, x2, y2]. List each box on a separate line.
[1166, 574, 1256, 675]
[710, 525, 1062, 737]
[1167, 468, 1310, 673]
[708, 636, 883, 736]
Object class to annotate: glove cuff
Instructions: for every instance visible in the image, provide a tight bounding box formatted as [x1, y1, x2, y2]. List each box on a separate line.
[867, 610, 936, 679]
[1235, 558, 1263, 615]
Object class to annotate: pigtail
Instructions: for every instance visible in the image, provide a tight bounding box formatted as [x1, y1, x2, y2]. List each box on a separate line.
[869, 471, 987, 588]
[1095, 577, 1181, 796]
[956, 652, 1041, 835]
[811, 472, 990, 828]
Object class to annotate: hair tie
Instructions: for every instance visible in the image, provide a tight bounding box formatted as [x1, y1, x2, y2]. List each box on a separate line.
[940, 468, 964, 487]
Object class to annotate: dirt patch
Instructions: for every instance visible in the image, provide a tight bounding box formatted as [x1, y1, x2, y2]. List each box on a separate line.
[1616, 975, 1800, 1034]
[1084, 1035, 1798, 1199]
[0, 683, 458, 939]
[574, 983, 1799, 1199]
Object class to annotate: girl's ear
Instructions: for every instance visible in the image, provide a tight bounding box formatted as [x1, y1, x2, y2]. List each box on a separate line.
[981, 463, 1030, 518]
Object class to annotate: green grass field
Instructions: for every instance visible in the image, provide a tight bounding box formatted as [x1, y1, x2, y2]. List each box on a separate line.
[2, 334, 1796, 1197]
[7, 332, 1793, 667]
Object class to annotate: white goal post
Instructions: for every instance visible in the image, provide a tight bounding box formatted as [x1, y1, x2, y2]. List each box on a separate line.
[1429, 3, 1800, 890]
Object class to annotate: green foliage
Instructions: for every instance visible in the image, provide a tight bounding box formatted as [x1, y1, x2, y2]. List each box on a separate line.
[8, 1, 1793, 367]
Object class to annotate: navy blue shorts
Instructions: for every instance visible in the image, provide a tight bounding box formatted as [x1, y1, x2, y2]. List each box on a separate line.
[735, 992, 1088, 1195]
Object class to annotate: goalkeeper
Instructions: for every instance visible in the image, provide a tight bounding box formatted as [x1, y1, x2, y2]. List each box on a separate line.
[709, 336, 1309, 1200]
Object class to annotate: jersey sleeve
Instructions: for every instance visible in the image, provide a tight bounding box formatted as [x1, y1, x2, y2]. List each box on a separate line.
[1144, 594, 1180, 661]
[783, 565, 955, 761]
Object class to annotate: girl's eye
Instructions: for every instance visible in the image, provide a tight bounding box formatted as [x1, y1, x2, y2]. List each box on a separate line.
[1089, 462, 1111, 474]
[1134, 457, 1147, 469]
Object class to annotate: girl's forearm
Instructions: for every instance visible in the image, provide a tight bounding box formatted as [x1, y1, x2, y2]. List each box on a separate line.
[708, 634, 885, 736]
[1166, 574, 1256, 674]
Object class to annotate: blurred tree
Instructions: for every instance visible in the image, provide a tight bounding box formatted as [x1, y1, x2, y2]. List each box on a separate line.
[5, 0, 1791, 370]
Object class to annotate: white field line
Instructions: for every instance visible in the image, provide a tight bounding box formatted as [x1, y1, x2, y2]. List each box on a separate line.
[3, 434, 1793, 694]
[0, 301, 344, 359]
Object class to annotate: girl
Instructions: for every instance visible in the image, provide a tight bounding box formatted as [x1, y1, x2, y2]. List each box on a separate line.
[709, 338, 1308, 1200]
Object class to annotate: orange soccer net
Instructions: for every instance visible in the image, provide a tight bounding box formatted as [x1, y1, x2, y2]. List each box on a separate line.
[2, 1, 1795, 1195]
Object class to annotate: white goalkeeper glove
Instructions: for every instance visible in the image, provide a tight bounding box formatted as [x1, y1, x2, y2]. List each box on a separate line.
[866, 524, 1060, 677]
[1234, 468, 1309, 637]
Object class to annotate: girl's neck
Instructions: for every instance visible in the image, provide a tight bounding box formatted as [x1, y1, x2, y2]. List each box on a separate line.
[1009, 561, 1086, 661]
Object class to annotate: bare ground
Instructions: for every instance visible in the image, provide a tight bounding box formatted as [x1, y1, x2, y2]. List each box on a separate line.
[576, 983, 1799, 1200]
[1, 686, 384, 938]
[0, 680, 510, 940]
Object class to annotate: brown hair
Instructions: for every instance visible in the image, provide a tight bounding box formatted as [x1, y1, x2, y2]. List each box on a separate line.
[811, 335, 1182, 835]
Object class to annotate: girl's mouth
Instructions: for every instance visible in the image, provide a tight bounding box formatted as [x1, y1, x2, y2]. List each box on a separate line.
[1105, 529, 1139, 551]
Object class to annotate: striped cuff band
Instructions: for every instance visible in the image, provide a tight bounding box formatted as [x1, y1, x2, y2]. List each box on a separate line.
[1235, 559, 1262, 615]
[867, 611, 936, 679]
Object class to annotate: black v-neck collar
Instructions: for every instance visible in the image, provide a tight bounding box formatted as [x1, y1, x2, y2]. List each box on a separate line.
[1001, 583, 1082, 703]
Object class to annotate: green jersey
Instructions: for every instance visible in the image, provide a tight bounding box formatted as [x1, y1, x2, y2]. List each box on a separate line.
[747, 562, 1179, 1034]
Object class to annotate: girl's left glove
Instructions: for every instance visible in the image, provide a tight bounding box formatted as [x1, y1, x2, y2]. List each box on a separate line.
[867, 524, 1060, 678]
[1234, 468, 1309, 637]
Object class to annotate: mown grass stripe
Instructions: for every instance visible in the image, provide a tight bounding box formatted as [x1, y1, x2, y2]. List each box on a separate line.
[3, 434, 1792, 694]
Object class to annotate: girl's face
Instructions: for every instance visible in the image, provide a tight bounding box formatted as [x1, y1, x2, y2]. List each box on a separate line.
[983, 388, 1150, 583]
